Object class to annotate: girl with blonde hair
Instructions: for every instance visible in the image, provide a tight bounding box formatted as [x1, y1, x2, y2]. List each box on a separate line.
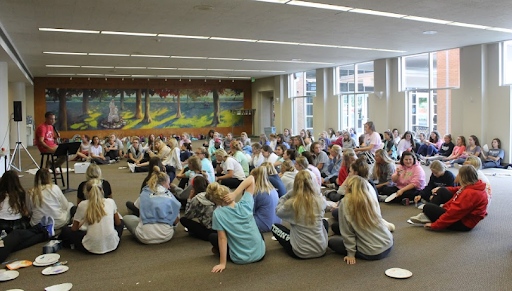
[168, 138, 182, 171]
[295, 156, 321, 188]
[371, 149, 396, 192]
[272, 170, 328, 259]
[206, 182, 265, 273]
[328, 176, 393, 264]
[279, 160, 298, 192]
[124, 166, 181, 244]
[412, 160, 455, 207]
[230, 140, 250, 177]
[28, 168, 73, 229]
[60, 179, 123, 254]
[77, 163, 112, 205]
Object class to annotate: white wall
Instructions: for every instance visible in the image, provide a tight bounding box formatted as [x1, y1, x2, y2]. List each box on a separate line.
[251, 77, 274, 135]
[0, 63, 9, 175]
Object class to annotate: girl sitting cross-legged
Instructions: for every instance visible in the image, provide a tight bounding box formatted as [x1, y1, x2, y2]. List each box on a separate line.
[180, 176, 215, 241]
[59, 179, 124, 254]
[271, 170, 328, 259]
[328, 176, 393, 264]
[123, 167, 181, 244]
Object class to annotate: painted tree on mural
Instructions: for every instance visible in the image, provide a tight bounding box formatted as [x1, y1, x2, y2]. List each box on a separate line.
[142, 89, 156, 123]
[209, 89, 243, 126]
[134, 89, 143, 119]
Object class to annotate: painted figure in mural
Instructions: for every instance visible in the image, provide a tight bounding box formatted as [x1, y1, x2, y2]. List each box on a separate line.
[108, 99, 120, 123]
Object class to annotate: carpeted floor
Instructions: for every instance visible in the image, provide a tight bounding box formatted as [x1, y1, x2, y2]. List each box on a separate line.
[1, 144, 511, 291]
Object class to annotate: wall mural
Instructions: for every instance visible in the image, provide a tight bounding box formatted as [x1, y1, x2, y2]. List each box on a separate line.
[45, 88, 245, 131]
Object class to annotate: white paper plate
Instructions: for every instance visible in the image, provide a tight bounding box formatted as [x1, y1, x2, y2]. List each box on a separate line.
[385, 267, 413, 279]
[6, 289, 24, 291]
[35, 253, 60, 265]
[0, 270, 19, 281]
[45, 283, 73, 291]
[33, 260, 57, 267]
[384, 193, 397, 203]
[42, 265, 69, 276]
[406, 219, 426, 227]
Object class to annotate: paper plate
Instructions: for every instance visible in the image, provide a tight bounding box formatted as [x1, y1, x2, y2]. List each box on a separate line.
[35, 254, 60, 265]
[45, 283, 73, 291]
[6, 289, 24, 291]
[6, 260, 33, 270]
[385, 267, 413, 279]
[33, 260, 57, 267]
[42, 265, 69, 276]
[384, 193, 397, 203]
[0, 270, 19, 281]
[406, 219, 425, 227]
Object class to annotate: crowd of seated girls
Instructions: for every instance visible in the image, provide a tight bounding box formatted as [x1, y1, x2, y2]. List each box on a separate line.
[0, 126, 498, 271]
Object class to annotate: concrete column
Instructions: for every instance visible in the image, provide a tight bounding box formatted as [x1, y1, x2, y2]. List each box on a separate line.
[370, 58, 392, 132]
[9, 82, 27, 148]
[313, 68, 328, 135]
[0, 63, 9, 175]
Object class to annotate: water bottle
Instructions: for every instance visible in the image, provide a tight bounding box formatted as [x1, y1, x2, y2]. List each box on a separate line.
[1, 230, 7, 239]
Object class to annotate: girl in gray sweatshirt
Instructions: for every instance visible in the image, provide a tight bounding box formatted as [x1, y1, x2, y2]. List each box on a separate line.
[272, 170, 328, 259]
[328, 176, 393, 264]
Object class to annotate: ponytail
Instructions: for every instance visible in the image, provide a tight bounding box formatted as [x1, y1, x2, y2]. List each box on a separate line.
[85, 179, 106, 224]
[147, 166, 170, 192]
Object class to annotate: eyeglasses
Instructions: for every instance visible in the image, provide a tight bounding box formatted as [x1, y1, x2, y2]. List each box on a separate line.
[195, 152, 203, 155]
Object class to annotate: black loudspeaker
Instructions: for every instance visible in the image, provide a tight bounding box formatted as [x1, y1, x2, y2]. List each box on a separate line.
[13, 101, 22, 122]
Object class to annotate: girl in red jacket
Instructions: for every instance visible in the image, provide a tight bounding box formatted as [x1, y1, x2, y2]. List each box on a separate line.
[423, 165, 488, 231]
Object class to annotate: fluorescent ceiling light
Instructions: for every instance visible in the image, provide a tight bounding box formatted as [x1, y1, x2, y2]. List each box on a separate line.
[448, 22, 490, 30]
[287, 1, 351, 11]
[43, 51, 87, 55]
[157, 34, 209, 39]
[47, 73, 76, 76]
[105, 74, 131, 77]
[39, 28, 100, 34]
[115, 66, 147, 69]
[130, 54, 169, 58]
[46, 65, 80, 68]
[81, 66, 114, 69]
[171, 56, 208, 59]
[251, 0, 290, 3]
[257, 40, 300, 45]
[131, 75, 156, 77]
[261, 70, 286, 73]
[208, 57, 243, 61]
[101, 31, 157, 37]
[177, 68, 207, 71]
[89, 53, 130, 57]
[147, 67, 177, 70]
[487, 27, 512, 33]
[243, 59, 275, 62]
[299, 43, 339, 48]
[401, 16, 452, 24]
[348, 8, 406, 18]
[158, 75, 182, 77]
[210, 37, 257, 42]
[230, 76, 252, 79]
[76, 74, 104, 76]
[207, 69, 235, 71]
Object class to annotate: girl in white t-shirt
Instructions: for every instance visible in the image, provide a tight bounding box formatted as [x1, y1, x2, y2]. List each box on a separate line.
[0, 171, 29, 232]
[27, 169, 73, 229]
[215, 149, 245, 189]
[59, 179, 123, 254]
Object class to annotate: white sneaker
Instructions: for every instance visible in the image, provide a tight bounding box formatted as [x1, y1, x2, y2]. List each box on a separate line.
[417, 203, 425, 210]
[454, 163, 462, 169]
[128, 163, 136, 173]
[409, 213, 431, 224]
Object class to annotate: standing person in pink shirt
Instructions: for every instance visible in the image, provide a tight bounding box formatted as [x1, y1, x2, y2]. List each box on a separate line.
[36, 111, 65, 168]
[354, 121, 381, 157]
[380, 151, 426, 205]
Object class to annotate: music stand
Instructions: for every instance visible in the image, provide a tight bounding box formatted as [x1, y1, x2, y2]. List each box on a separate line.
[54, 142, 81, 193]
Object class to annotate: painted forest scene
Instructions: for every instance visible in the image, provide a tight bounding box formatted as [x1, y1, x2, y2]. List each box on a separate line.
[45, 88, 245, 131]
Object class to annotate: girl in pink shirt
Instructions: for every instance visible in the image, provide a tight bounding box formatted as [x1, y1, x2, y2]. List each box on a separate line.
[380, 151, 426, 204]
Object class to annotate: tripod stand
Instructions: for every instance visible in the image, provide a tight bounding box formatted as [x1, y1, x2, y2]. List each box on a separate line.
[9, 121, 39, 172]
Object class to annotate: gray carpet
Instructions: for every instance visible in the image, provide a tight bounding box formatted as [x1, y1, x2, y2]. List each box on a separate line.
[1, 145, 511, 291]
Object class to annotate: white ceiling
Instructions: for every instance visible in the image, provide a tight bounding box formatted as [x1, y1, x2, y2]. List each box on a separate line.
[0, 0, 512, 83]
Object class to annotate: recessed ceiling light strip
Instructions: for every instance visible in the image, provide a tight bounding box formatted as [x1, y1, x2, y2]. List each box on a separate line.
[46, 73, 252, 80]
[45, 64, 285, 73]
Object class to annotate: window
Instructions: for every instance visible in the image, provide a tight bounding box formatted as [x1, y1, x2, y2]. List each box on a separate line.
[401, 49, 459, 135]
[339, 94, 369, 136]
[336, 62, 373, 135]
[290, 70, 316, 133]
[502, 40, 512, 85]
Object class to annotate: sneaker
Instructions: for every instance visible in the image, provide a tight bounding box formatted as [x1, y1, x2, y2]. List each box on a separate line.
[409, 213, 431, 224]
[128, 163, 136, 173]
[45, 216, 55, 237]
[417, 203, 425, 210]
[454, 163, 462, 169]
[378, 195, 388, 202]
[425, 160, 431, 166]
[420, 160, 426, 165]
[507, 166, 512, 170]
